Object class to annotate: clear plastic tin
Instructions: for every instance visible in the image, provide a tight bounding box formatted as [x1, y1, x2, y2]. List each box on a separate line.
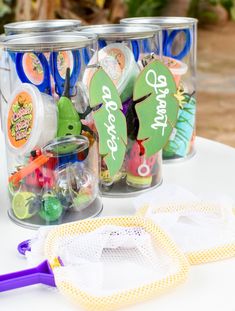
[80, 24, 163, 196]
[121, 17, 198, 161]
[4, 19, 82, 35]
[1, 31, 102, 228]
[0, 20, 82, 127]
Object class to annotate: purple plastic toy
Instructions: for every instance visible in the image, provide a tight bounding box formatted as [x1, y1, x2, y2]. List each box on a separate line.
[17, 239, 31, 255]
[0, 260, 56, 292]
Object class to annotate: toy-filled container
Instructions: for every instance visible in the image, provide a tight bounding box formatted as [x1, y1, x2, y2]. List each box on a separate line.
[0, 19, 82, 132]
[121, 17, 198, 161]
[80, 24, 164, 196]
[1, 32, 102, 228]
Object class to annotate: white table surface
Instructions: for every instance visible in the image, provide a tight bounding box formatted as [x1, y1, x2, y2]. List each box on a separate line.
[1, 134, 235, 311]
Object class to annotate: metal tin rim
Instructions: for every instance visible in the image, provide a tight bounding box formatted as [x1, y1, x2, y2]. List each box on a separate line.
[0, 32, 42, 46]
[101, 178, 163, 198]
[120, 17, 198, 29]
[8, 199, 103, 230]
[163, 147, 196, 164]
[4, 19, 82, 34]
[80, 23, 161, 39]
[3, 31, 97, 51]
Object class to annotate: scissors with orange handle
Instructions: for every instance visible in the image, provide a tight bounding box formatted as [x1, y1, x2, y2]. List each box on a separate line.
[9, 153, 50, 186]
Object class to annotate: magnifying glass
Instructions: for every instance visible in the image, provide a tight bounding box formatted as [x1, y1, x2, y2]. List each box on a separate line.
[9, 135, 89, 186]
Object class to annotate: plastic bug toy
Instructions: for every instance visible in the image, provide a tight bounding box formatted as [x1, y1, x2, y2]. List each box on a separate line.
[26, 191, 63, 222]
[57, 67, 94, 141]
[24, 149, 57, 190]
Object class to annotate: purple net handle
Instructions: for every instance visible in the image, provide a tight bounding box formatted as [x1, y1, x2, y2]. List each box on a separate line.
[18, 239, 31, 255]
[0, 260, 56, 292]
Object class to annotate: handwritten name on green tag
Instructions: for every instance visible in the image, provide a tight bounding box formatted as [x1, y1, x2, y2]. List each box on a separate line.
[134, 60, 179, 158]
[89, 68, 127, 177]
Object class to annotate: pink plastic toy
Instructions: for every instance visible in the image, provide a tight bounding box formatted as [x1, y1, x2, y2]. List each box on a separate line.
[125, 141, 157, 187]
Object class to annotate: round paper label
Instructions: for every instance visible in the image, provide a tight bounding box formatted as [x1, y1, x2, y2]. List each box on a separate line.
[57, 51, 73, 78]
[7, 91, 34, 149]
[100, 48, 125, 86]
[83, 45, 127, 91]
[23, 53, 44, 85]
[107, 47, 125, 70]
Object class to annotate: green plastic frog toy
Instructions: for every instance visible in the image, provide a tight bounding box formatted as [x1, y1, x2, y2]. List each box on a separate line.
[39, 192, 63, 222]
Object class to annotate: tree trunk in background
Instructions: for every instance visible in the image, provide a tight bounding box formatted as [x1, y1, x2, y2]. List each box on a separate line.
[35, 0, 56, 20]
[57, 0, 126, 24]
[57, 0, 108, 24]
[14, 0, 126, 24]
[162, 0, 190, 16]
[15, 0, 31, 20]
[15, 0, 56, 20]
[107, 0, 127, 23]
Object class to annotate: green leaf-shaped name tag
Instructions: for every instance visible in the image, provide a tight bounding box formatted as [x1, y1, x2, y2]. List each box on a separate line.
[89, 68, 127, 177]
[134, 60, 179, 158]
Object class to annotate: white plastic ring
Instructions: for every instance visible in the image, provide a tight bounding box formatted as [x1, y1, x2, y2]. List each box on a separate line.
[137, 160, 150, 177]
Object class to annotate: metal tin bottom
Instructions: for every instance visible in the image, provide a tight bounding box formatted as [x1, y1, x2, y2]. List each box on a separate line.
[8, 198, 103, 230]
[163, 148, 196, 164]
[101, 178, 163, 198]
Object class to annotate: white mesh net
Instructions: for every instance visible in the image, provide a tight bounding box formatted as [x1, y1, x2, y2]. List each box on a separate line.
[24, 216, 189, 310]
[25, 227, 50, 266]
[52, 225, 178, 296]
[143, 202, 235, 253]
[134, 184, 235, 264]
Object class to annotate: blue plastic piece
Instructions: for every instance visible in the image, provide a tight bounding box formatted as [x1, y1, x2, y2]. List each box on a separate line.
[49, 50, 81, 96]
[142, 39, 151, 54]
[16, 52, 52, 95]
[163, 29, 192, 60]
[98, 39, 107, 49]
[131, 40, 139, 61]
[8, 51, 16, 63]
[82, 48, 90, 65]
[57, 153, 79, 168]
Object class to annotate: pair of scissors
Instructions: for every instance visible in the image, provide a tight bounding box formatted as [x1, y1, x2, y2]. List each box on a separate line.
[162, 29, 192, 60]
[130, 29, 192, 61]
[15, 50, 81, 96]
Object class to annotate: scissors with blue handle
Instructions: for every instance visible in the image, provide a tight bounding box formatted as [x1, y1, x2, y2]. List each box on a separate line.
[16, 52, 52, 95]
[15, 50, 81, 96]
[87, 29, 192, 66]
[130, 29, 192, 61]
[49, 50, 81, 96]
[162, 29, 192, 60]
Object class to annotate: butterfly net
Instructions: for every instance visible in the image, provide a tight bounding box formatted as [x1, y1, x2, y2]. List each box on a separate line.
[137, 202, 235, 265]
[28, 216, 189, 311]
